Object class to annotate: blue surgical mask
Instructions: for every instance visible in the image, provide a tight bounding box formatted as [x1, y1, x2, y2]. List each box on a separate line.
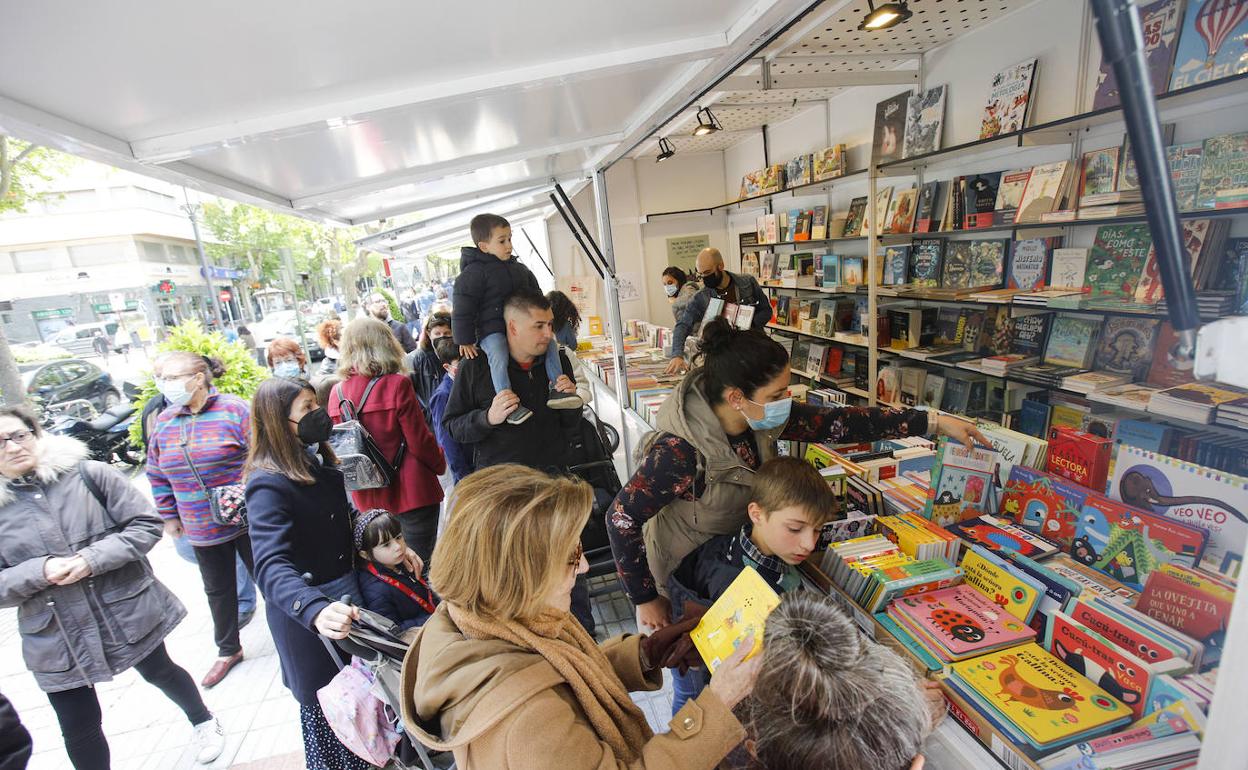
[745, 396, 792, 431]
[159, 379, 195, 407]
[663, 283, 679, 297]
[273, 361, 302, 379]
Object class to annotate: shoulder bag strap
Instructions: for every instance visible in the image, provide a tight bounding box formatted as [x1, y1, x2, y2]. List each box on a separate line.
[178, 418, 210, 492]
[77, 462, 117, 529]
[356, 376, 382, 413]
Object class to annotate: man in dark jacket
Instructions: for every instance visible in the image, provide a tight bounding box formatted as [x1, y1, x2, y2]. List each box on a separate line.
[365, 291, 417, 353]
[665, 247, 771, 374]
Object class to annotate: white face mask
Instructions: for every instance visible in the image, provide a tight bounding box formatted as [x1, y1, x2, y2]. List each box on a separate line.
[663, 283, 679, 297]
[273, 361, 302, 379]
[159, 377, 196, 406]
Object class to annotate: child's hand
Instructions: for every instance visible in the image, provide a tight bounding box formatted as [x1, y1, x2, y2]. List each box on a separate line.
[402, 547, 424, 577]
[487, 390, 520, 425]
[459, 344, 479, 359]
[554, 375, 577, 394]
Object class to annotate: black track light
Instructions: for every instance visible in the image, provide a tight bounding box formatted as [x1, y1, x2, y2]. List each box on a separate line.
[859, 0, 912, 30]
[691, 107, 723, 136]
[655, 137, 676, 163]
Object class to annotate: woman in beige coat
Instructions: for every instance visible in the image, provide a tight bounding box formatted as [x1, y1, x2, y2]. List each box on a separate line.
[401, 464, 759, 769]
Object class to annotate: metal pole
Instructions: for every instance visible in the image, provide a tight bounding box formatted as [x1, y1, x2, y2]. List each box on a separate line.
[182, 189, 224, 330]
[280, 248, 309, 362]
[593, 170, 634, 471]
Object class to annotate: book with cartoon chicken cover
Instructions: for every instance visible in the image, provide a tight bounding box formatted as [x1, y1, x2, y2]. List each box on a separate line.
[959, 545, 1041, 623]
[888, 584, 1036, 660]
[690, 566, 780, 674]
[949, 643, 1132, 750]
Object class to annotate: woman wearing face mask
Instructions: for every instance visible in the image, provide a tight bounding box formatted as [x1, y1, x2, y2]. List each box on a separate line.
[661, 267, 701, 360]
[267, 337, 308, 380]
[245, 377, 390, 770]
[146, 352, 254, 688]
[607, 318, 991, 631]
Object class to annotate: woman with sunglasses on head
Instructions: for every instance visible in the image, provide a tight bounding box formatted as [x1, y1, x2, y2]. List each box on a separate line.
[403, 463, 759, 769]
[0, 405, 226, 769]
[145, 352, 254, 688]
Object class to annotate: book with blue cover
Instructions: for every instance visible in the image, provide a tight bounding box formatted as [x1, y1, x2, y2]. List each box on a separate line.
[1169, 0, 1248, 91]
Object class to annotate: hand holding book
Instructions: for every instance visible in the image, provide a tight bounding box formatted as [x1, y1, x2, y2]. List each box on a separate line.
[930, 411, 993, 448]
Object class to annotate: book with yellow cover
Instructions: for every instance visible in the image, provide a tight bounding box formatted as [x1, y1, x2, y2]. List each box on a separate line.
[690, 566, 781, 674]
[948, 643, 1132, 751]
[960, 545, 1041, 624]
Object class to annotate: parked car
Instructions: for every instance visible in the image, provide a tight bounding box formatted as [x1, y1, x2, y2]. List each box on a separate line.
[250, 309, 327, 360]
[49, 322, 129, 357]
[22, 359, 121, 414]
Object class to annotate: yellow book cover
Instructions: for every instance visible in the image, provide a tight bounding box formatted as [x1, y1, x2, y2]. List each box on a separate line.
[1155, 563, 1236, 602]
[587, 316, 604, 336]
[1131, 698, 1206, 737]
[690, 566, 781, 673]
[804, 443, 838, 470]
[960, 547, 1040, 622]
[951, 643, 1131, 746]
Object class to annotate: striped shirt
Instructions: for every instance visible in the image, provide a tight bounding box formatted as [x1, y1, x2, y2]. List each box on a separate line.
[146, 390, 251, 546]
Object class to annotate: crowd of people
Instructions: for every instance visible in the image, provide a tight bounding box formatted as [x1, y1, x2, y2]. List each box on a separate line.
[0, 212, 992, 770]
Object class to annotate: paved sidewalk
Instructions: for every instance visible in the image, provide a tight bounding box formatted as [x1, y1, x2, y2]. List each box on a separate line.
[1, 470, 670, 769]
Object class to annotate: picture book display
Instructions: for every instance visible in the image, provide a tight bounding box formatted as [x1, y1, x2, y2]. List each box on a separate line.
[922, 439, 1000, 526]
[1006, 238, 1049, 291]
[1108, 445, 1248, 578]
[888, 584, 1036, 661]
[1068, 495, 1207, 591]
[980, 59, 1039, 139]
[1086, 225, 1153, 298]
[1092, 0, 1184, 109]
[948, 643, 1133, 753]
[1169, 0, 1248, 91]
[1002, 466, 1090, 546]
[1044, 610, 1156, 718]
[903, 84, 946, 159]
[689, 566, 780, 673]
[1092, 317, 1159, 379]
[873, 91, 912, 164]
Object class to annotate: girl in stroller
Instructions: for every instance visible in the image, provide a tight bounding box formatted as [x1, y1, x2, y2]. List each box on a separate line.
[355, 510, 438, 632]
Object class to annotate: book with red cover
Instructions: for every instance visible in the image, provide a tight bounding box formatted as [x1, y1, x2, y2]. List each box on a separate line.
[1070, 496, 1207, 591]
[1136, 563, 1233, 668]
[947, 515, 1060, 559]
[1064, 597, 1196, 672]
[1044, 610, 1154, 718]
[1001, 466, 1090, 547]
[1046, 425, 1113, 490]
[888, 584, 1036, 661]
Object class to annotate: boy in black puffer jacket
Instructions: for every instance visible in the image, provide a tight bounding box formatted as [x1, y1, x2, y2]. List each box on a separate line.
[452, 213, 582, 426]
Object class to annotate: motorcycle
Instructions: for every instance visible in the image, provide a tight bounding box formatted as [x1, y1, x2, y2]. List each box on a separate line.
[43, 397, 144, 466]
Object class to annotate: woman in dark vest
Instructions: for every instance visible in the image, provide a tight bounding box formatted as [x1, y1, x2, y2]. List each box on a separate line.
[606, 317, 989, 631]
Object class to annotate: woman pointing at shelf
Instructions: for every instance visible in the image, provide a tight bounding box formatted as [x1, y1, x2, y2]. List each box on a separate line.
[608, 318, 990, 630]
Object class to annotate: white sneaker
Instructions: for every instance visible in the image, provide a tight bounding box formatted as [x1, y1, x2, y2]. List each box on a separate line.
[192, 717, 226, 764]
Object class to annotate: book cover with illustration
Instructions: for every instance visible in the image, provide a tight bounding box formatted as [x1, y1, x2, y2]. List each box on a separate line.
[968, 239, 1010, 287]
[1093, 0, 1184, 109]
[888, 187, 918, 233]
[980, 59, 1038, 139]
[1011, 313, 1052, 359]
[1086, 224, 1153, 298]
[1001, 466, 1090, 547]
[1049, 247, 1090, 290]
[1134, 218, 1212, 302]
[843, 196, 868, 237]
[1044, 610, 1155, 718]
[821, 253, 841, 288]
[1016, 161, 1071, 223]
[865, 186, 895, 235]
[841, 256, 865, 286]
[1047, 426, 1114, 489]
[947, 515, 1061, 559]
[922, 439, 1000, 526]
[1065, 597, 1197, 672]
[941, 241, 975, 289]
[1169, 0, 1248, 91]
[1108, 445, 1248, 578]
[1092, 317, 1160, 379]
[690, 566, 780, 673]
[873, 91, 912, 164]
[889, 584, 1036, 660]
[1068, 495, 1207, 591]
[1080, 147, 1122, 198]
[903, 84, 946, 159]
[962, 172, 1003, 229]
[1136, 563, 1233, 667]
[786, 153, 814, 188]
[960, 545, 1042, 623]
[910, 239, 945, 287]
[1168, 141, 1206, 210]
[882, 245, 911, 285]
[1044, 314, 1102, 368]
[915, 181, 945, 232]
[1006, 238, 1050, 291]
[1195, 130, 1248, 209]
[949, 643, 1132, 749]
[814, 144, 848, 181]
[995, 168, 1033, 225]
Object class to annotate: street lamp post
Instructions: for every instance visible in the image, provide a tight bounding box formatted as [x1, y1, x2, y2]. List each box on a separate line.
[181, 189, 225, 330]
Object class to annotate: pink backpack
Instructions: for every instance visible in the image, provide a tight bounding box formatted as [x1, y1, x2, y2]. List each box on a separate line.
[317, 659, 401, 765]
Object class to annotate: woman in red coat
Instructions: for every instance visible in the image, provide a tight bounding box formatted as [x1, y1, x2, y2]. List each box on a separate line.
[328, 318, 447, 565]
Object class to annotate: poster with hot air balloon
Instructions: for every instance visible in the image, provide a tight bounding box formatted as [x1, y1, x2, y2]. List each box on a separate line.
[1169, 0, 1248, 90]
[1092, 0, 1184, 110]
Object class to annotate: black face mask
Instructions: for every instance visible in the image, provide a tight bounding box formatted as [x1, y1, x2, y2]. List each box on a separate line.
[701, 270, 723, 287]
[293, 408, 334, 445]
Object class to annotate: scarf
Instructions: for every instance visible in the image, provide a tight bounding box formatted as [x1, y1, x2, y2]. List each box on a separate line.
[446, 604, 652, 763]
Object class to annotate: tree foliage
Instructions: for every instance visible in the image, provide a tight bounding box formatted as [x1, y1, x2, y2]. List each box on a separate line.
[0, 134, 69, 214]
[128, 320, 269, 446]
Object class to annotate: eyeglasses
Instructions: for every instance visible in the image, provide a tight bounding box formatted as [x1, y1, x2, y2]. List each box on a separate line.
[568, 541, 584, 566]
[0, 430, 35, 448]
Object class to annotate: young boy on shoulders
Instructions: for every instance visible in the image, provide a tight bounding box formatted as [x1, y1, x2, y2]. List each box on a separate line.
[666, 455, 837, 713]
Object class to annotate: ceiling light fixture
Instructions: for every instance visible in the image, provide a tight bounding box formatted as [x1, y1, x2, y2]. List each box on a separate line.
[859, 0, 912, 30]
[656, 137, 676, 163]
[691, 107, 723, 136]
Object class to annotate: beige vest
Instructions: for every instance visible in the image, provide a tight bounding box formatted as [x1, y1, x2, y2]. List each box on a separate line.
[641, 370, 785, 597]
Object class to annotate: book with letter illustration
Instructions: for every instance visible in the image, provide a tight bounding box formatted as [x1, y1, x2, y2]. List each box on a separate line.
[1086, 224, 1153, 298]
[1044, 314, 1102, 369]
[980, 59, 1038, 139]
[1001, 466, 1089, 547]
[947, 514, 1061, 559]
[1068, 495, 1207, 591]
[1044, 610, 1156, 718]
[1006, 238, 1049, 291]
[922, 439, 1000, 527]
[1092, 0, 1184, 109]
[903, 85, 946, 159]
[1136, 563, 1234, 668]
[948, 643, 1133, 754]
[690, 566, 780, 673]
[1107, 445, 1248, 578]
[1195, 130, 1248, 209]
[1169, 0, 1248, 91]
[887, 584, 1036, 661]
[960, 545, 1042, 623]
[873, 91, 912, 164]
[1093, 317, 1159, 379]
[909, 239, 944, 288]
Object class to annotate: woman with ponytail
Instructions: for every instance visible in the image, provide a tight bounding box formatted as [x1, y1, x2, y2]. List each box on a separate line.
[606, 318, 989, 631]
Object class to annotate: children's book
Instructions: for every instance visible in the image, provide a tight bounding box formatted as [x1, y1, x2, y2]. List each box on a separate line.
[910, 239, 945, 288]
[689, 566, 780, 673]
[1016, 161, 1071, 223]
[889, 584, 1036, 660]
[1044, 314, 1102, 369]
[947, 516, 1061, 563]
[995, 168, 1034, 225]
[873, 91, 911, 164]
[922, 439, 1000, 526]
[960, 545, 1042, 623]
[1001, 466, 1090, 547]
[980, 59, 1039, 139]
[882, 245, 911, 285]
[903, 84, 946, 159]
[843, 196, 868, 236]
[1136, 563, 1233, 668]
[1086, 225, 1153, 298]
[1195, 130, 1248, 209]
[786, 154, 814, 188]
[941, 241, 975, 289]
[1049, 247, 1090, 290]
[1107, 445, 1248, 578]
[866, 186, 895, 236]
[1080, 147, 1121, 199]
[1065, 596, 1200, 673]
[1092, 317, 1159, 379]
[1093, 0, 1184, 108]
[814, 144, 848, 181]
[1169, 0, 1248, 91]
[1044, 610, 1156, 718]
[888, 187, 919, 233]
[841, 256, 865, 286]
[1046, 425, 1114, 491]
[968, 239, 1010, 287]
[949, 643, 1133, 751]
[1068, 495, 1207, 591]
[1168, 141, 1206, 211]
[1006, 238, 1050, 291]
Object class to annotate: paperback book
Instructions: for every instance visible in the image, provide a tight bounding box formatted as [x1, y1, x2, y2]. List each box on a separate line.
[1044, 314, 1102, 369]
[963, 172, 1003, 229]
[910, 239, 945, 288]
[1092, 316, 1159, 379]
[882, 245, 911, 285]
[1049, 247, 1090, 290]
[843, 196, 868, 236]
[914, 181, 944, 232]
[995, 168, 1033, 225]
[1086, 224, 1153, 298]
[1016, 161, 1072, 223]
[1079, 147, 1121, 199]
[1006, 238, 1049, 291]
[980, 59, 1039, 139]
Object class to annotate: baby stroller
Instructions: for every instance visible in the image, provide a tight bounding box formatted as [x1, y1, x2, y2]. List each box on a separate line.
[315, 597, 455, 770]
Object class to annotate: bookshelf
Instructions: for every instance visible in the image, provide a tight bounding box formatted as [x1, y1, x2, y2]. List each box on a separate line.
[642, 168, 870, 221]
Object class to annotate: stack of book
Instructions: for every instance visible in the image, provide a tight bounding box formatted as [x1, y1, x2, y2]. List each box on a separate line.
[876, 513, 960, 561]
[1147, 381, 1248, 424]
[820, 535, 962, 612]
[1037, 720, 1200, 770]
[886, 583, 1036, 662]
